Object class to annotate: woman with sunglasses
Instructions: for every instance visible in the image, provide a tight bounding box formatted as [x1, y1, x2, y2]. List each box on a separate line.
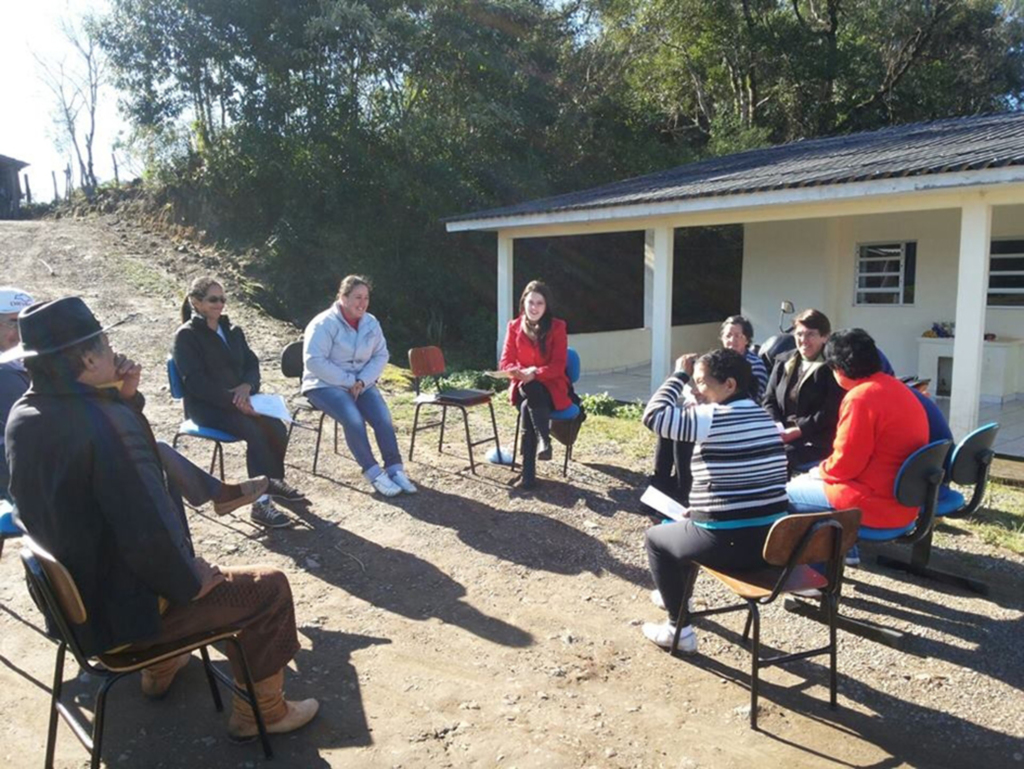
[172, 276, 304, 528]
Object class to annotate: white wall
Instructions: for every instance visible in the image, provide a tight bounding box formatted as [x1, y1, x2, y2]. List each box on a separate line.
[568, 321, 720, 373]
[741, 219, 833, 347]
[741, 204, 1024, 379]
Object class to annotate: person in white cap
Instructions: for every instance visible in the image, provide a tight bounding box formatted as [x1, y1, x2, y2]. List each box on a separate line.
[0, 286, 34, 497]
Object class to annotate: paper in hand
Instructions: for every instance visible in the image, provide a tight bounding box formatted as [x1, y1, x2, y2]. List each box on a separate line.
[640, 486, 690, 522]
[249, 394, 294, 423]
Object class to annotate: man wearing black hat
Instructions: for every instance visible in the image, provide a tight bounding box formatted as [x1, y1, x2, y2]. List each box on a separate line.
[4, 297, 319, 740]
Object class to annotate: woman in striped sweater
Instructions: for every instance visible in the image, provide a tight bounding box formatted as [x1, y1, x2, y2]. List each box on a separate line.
[640, 348, 790, 653]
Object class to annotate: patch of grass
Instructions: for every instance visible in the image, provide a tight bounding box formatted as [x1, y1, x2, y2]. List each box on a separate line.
[117, 255, 179, 296]
[944, 481, 1024, 555]
[379, 363, 414, 391]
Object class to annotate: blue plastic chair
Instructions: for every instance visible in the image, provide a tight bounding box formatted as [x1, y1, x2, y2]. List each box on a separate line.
[867, 438, 987, 594]
[935, 422, 999, 518]
[0, 498, 21, 560]
[167, 357, 242, 479]
[511, 348, 582, 476]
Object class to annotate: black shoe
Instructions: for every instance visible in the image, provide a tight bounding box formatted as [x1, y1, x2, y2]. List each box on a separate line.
[267, 478, 305, 501]
[537, 438, 553, 461]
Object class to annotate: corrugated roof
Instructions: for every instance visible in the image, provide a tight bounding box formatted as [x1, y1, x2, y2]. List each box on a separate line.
[445, 112, 1024, 224]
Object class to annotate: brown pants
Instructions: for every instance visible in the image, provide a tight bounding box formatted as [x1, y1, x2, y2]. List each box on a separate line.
[140, 566, 300, 682]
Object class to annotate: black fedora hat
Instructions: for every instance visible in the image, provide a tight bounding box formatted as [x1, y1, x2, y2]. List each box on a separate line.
[0, 297, 126, 363]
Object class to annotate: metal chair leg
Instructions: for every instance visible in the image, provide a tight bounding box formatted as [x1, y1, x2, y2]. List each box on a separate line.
[91, 676, 121, 769]
[228, 638, 272, 759]
[750, 602, 761, 730]
[459, 407, 476, 474]
[217, 442, 225, 480]
[409, 403, 423, 460]
[200, 646, 224, 712]
[45, 642, 66, 769]
[312, 412, 326, 476]
[488, 401, 502, 458]
[333, 419, 339, 455]
[562, 439, 571, 476]
[438, 405, 447, 452]
[827, 593, 838, 709]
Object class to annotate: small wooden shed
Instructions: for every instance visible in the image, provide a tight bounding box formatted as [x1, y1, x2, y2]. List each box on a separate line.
[0, 155, 29, 219]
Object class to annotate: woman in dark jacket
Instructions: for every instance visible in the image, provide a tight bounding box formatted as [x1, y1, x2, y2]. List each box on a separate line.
[172, 277, 303, 527]
[762, 308, 844, 473]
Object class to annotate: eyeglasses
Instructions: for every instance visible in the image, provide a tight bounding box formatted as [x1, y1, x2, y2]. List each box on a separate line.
[203, 296, 227, 304]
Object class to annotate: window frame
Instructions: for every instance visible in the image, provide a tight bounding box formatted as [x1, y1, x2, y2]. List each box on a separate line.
[853, 240, 917, 307]
[987, 237, 1024, 308]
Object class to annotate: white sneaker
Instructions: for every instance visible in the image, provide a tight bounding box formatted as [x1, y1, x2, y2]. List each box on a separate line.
[642, 622, 698, 654]
[390, 471, 418, 494]
[650, 589, 697, 614]
[371, 473, 402, 497]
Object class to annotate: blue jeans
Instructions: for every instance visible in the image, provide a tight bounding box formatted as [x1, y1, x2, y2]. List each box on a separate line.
[306, 385, 403, 480]
[786, 474, 833, 513]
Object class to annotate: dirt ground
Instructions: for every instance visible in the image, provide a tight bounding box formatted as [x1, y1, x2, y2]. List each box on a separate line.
[0, 217, 1022, 769]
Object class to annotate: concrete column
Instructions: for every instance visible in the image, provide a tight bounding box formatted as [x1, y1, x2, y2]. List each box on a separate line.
[949, 198, 992, 439]
[496, 232, 515, 362]
[643, 230, 655, 328]
[650, 225, 674, 390]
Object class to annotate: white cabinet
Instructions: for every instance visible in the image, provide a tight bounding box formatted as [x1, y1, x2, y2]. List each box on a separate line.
[917, 336, 1024, 403]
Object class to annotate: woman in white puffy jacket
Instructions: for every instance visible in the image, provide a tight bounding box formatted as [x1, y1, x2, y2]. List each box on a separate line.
[302, 275, 416, 496]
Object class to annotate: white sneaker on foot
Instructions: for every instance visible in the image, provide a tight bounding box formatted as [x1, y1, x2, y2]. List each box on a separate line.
[642, 622, 698, 654]
[650, 589, 697, 614]
[390, 471, 418, 494]
[371, 473, 402, 497]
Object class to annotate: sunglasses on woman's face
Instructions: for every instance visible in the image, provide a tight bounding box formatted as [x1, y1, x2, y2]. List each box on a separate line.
[204, 295, 226, 304]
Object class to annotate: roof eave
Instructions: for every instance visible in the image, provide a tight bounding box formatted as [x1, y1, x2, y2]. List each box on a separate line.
[445, 167, 1024, 234]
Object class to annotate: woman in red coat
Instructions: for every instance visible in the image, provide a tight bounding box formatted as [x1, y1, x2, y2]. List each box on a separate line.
[499, 280, 570, 490]
[787, 328, 929, 564]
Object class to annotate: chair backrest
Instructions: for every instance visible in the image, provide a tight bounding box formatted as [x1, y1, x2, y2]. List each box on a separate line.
[166, 356, 185, 400]
[893, 438, 953, 545]
[280, 340, 305, 380]
[894, 439, 953, 507]
[408, 346, 446, 378]
[566, 347, 581, 384]
[763, 508, 861, 567]
[21, 537, 87, 625]
[948, 422, 999, 486]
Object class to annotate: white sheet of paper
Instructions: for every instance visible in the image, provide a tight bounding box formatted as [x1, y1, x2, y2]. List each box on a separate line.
[640, 486, 690, 522]
[249, 393, 294, 423]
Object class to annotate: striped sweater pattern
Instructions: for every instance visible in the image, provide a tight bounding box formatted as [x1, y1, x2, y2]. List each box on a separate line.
[642, 374, 790, 525]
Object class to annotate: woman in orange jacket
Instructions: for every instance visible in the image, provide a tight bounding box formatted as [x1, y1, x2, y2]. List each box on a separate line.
[786, 328, 929, 564]
[499, 280, 571, 490]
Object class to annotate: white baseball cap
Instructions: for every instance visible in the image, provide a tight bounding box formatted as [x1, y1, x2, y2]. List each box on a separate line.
[0, 287, 34, 315]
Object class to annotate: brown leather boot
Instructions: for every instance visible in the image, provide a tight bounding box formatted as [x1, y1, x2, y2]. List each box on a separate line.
[140, 652, 191, 699]
[227, 669, 319, 741]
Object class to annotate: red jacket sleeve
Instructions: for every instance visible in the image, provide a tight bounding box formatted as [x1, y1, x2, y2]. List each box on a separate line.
[499, 319, 518, 371]
[534, 320, 567, 382]
[820, 391, 875, 482]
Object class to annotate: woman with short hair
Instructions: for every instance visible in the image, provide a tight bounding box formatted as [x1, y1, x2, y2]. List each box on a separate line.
[302, 275, 416, 497]
[787, 328, 929, 530]
[762, 308, 844, 473]
[719, 315, 768, 400]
